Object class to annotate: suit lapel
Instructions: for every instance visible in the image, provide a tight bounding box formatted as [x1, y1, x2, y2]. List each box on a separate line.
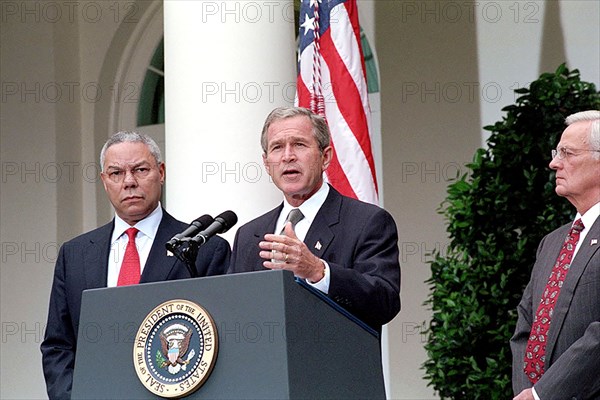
[249, 207, 281, 269]
[141, 212, 180, 283]
[83, 222, 113, 288]
[304, 187, 341, 258]
[546, 217, 600, 364]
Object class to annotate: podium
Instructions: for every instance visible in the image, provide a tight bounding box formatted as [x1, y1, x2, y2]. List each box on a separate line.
[71, 270, 386, 399]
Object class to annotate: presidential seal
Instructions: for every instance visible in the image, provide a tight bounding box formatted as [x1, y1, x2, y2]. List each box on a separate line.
[134, 299, 218, 398]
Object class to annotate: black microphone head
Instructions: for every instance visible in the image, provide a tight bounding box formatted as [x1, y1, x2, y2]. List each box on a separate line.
[214, 210, 238, 233]
[166, 214, 215, 252]
[194, 214, 214, 228]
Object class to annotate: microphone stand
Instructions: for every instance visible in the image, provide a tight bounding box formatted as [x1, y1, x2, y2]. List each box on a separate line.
[169, 239, 199, 278]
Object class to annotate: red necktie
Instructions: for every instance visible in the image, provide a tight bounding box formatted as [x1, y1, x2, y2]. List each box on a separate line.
[117, 227, 141, 286]
[524, 219, 585, 383]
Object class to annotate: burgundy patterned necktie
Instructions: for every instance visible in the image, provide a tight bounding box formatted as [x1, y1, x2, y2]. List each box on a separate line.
[524, 219, 585, 383]
[117, 227, 141, 286]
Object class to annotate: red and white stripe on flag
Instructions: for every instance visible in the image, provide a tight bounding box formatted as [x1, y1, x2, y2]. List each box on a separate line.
[296, 0, 378, 205]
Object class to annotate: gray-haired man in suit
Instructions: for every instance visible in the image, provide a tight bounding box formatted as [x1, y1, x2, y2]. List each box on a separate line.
[41, 131, 231, 399]
[228, 107, 401, 331]
[511, 110, 600, 400]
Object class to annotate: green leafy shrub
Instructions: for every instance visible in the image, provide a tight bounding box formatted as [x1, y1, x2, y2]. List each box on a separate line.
[423, 64, 600, 399]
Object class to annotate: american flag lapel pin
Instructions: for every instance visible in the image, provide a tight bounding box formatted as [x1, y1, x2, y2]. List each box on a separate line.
[591, 239, 598, 246]
[315, 241, 322, 250]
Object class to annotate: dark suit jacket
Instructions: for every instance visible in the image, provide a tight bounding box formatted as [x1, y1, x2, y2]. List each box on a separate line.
[228, 186, 401, 330]
[40, 210, 230, 400]
[511, 217, 600, 399]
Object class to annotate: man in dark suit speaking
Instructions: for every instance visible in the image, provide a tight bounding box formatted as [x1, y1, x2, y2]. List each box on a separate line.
[41, 131, 231, 399]
[228, 107, 400, 330]
[511, 110, 600, 400]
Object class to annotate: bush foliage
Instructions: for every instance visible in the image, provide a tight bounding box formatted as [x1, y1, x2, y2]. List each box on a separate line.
[423, 64, 600, 399]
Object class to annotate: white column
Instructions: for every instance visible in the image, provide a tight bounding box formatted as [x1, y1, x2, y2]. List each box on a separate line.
[164, 0, 296, 241]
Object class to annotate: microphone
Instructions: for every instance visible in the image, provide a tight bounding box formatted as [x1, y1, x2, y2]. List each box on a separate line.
[189, 210, 238, 246]
[166, 214, 214, 252]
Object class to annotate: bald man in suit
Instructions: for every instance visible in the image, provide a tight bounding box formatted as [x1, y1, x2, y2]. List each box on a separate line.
[41, 131, 230, 400]
[511, 110, 600, 400]
[228, 107, 400, 330]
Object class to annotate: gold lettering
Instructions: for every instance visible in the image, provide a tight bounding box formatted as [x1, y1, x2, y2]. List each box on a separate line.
[145, 375, 165, 393]
[197, 360, 207, 374]
[185, 305, 196, 314]
[136, 333, 147, 348]
[197, 316, 209, 332]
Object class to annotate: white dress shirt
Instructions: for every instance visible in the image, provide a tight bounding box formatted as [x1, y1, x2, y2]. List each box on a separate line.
[573, 201, 600, 258]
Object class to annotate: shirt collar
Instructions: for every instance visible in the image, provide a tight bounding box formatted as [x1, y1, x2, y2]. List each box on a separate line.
[280, 183, 329, 226]
[576, 201, 600, 230]
[111, 203, 163, 243]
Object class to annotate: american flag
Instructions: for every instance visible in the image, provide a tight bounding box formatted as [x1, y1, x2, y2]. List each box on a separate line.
[296, 0, 378, 204]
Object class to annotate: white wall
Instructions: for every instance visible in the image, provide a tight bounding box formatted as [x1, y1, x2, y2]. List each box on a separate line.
[1, 1, 598, 399]
[477, 0, 600, 143]
[376, 2, 480, 397]
[1, 8, 60, 398]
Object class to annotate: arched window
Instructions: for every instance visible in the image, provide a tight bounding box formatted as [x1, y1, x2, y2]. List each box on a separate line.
[138, 38, 165, 127]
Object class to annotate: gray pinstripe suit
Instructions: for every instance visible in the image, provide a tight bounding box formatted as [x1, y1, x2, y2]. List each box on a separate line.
[511, 217, 600, 399]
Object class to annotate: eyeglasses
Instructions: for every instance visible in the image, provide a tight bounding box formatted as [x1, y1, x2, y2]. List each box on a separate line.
[551, 147, 600, 160]
[104, 166, 154, 183]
